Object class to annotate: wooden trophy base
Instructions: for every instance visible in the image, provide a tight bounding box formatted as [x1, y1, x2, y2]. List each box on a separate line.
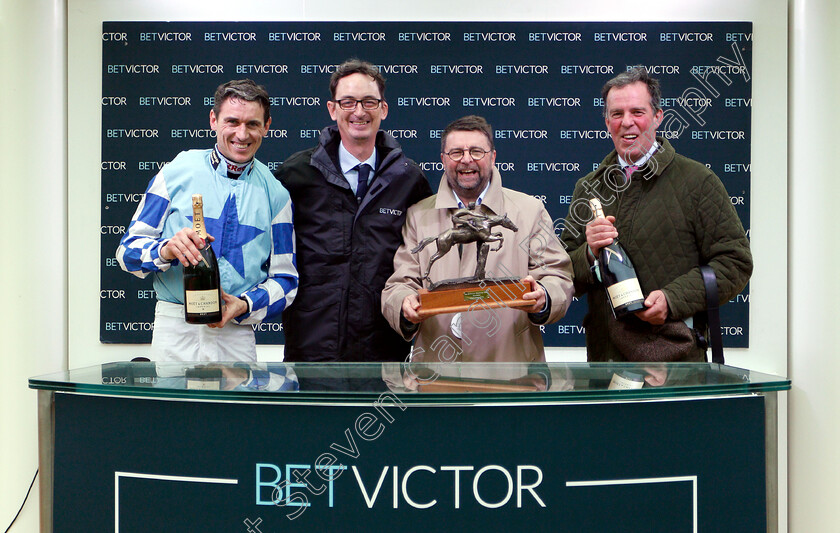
[416, 277, 532, 319]
[417, 378, 539, 393]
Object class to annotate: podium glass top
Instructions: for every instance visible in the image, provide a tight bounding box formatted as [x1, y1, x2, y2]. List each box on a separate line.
[30, 361, 790, 405]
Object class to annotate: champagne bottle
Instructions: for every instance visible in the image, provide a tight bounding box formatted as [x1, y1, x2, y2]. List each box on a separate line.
[183, 194, 222, 324]
[589, 198, 645, 318]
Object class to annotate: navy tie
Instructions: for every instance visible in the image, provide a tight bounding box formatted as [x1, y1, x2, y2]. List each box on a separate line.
[356, 163, 371, 203]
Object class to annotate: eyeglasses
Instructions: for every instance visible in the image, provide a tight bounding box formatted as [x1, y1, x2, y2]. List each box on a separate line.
[443, 147, 492, 162]
[333, 98, 383, 111]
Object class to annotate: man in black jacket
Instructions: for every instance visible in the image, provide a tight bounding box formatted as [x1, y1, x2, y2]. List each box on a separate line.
[275, 59, 432, 362]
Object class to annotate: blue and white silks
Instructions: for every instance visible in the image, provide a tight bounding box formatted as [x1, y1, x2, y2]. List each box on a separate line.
[116, 149, 297, 325]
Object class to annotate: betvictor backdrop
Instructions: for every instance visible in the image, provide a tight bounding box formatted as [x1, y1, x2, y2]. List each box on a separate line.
[100, 21, 752, 347]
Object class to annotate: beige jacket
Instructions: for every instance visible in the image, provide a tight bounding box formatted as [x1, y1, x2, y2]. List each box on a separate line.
[381, 169, 574, 363]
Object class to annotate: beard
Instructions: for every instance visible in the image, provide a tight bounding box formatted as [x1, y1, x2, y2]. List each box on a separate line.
[448, 164, 490, 194]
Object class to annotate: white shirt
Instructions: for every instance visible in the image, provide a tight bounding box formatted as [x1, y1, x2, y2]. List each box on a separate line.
[452, 180, 491, 208]
[617, 141, 660, 169]
[338, 142, 377, 195]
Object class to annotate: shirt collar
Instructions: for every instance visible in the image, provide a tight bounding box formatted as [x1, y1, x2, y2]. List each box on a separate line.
[617, 140, 660, 168]
[211, 145, 254, 178]
[453, 180, 491, 208]
[338, 141, 377, 174]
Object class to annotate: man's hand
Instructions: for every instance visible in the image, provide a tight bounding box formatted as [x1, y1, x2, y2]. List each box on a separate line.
[509, 374, 548, 392]
[402, 294, 423, 324]
[642, 365, 668, 387]
[520, 276, 546, 314]
[635, 289, 669, 325]
[218, 366, 250, 390]
[161, 228, 214, 266]
[208, 290, 248, 328]
[585, 215, 618, 263]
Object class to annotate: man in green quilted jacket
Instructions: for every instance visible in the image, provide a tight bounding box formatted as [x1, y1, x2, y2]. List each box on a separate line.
[559, 67, 753, 362]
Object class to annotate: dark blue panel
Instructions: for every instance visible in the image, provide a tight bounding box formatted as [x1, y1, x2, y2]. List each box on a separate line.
[101, 22, 753, 347]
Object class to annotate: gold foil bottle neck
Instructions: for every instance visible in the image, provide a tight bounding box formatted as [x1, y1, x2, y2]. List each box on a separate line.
[589, 198, 605, 219]
[191, 194, 207, 240]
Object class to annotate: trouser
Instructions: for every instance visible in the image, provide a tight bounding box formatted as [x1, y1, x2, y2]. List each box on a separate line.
[150, 300, 256, 362]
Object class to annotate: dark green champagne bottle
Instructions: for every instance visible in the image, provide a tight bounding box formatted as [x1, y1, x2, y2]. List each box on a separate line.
[589, 198, 645, 318]
[184, 194, 222, 324]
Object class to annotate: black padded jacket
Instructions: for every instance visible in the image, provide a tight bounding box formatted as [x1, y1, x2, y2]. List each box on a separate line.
[275, 126, 432, 362]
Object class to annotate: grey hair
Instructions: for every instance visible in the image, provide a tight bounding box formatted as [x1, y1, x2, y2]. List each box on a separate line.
[601, 66, 661, 116]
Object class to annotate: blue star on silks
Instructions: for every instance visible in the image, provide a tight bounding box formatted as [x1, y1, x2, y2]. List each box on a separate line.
[188, 194, 264, 279]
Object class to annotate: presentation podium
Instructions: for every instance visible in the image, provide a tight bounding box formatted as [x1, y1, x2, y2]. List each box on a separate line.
[31, 361, 788, 532]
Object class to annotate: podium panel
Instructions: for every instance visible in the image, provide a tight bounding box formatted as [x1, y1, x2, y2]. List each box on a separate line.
[32, 362, 788, 532]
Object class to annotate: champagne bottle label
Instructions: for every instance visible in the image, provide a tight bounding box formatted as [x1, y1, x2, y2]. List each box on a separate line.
[607, 278, 644, 307]
[186, 377, 222, 391]
[608, 372, 645, 390]
[185, 289, 220, 314]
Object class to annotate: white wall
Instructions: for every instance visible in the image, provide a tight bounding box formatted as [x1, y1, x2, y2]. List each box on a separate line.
[788, 0, 840, 530]
[1, 1, 67, 531]
[3, 1, 801, 532]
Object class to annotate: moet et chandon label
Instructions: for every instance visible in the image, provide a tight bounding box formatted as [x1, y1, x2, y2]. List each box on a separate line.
[185, 289, 220, 314]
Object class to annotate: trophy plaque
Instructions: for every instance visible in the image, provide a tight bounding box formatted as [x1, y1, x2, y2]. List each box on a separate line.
[416, 278, 532, 319]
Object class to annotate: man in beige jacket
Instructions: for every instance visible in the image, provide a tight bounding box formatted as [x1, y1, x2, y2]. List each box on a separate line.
[381, 116, 574, 364]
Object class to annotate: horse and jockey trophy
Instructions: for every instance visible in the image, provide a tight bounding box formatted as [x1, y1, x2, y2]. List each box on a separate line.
[411, 202, 533, 319]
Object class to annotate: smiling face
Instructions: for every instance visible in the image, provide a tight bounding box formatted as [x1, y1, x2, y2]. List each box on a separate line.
[209, 96, 270, 163]
[441, 130, 496, 204]
[604, 81, 663, 163]
[327, 72, 388, 154]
